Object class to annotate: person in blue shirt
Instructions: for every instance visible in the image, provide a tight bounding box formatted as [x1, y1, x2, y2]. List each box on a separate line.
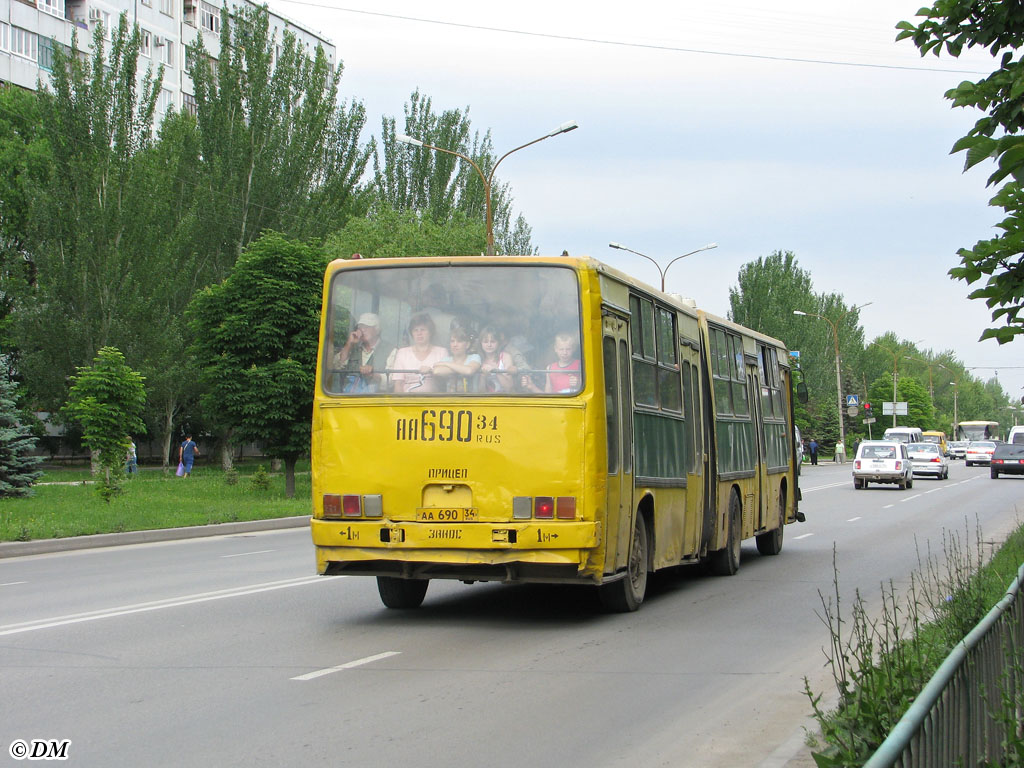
[809, 438, 819, 466]
[179, 434, 199, 478]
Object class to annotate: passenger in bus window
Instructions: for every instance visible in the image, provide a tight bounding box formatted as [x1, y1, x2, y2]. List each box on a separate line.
[333, 313, 394, 393]
[522, 332, 580, 393]
[479, 326, 515, 392]
[390, 314, 447, 393]
[433, 324, 482, 393]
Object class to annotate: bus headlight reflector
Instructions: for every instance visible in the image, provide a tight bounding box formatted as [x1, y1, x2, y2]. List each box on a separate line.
[513, 496, 532, 519]
[363, 494, 383, 517]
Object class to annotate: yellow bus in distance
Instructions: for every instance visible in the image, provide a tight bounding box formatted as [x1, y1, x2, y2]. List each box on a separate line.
[310, 255, 804, 611]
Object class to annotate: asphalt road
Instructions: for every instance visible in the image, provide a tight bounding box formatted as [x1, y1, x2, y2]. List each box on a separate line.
[2, 461, 1021, 768]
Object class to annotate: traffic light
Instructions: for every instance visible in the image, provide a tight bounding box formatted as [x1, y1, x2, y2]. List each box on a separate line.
[864, 402, 872, 412]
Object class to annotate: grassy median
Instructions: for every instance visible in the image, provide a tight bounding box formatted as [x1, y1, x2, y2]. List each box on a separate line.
[0, 462, 311, 542]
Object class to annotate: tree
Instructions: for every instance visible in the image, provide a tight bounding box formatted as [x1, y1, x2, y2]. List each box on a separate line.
[12, 19, 162, 412]
[64, 347, 147, 500]
[374, 89, 535, 255]
[898, 4, 1024, 343]
[324, 205, 486, 259]
[187, 4, 370, 278]
[0, 365, 43, 497]
[187, 232, 326, 497]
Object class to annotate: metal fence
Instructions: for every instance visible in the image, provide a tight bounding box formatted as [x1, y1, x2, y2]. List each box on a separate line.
[863, 562, 1024, 768]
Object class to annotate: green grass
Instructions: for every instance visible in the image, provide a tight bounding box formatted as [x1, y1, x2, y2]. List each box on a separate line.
[1, 463, 311, 542]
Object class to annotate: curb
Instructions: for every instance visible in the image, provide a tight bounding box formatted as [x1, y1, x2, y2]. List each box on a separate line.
[0, 515, 311, 558]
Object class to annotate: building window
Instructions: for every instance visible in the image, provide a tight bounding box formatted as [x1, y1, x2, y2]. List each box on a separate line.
[159, 0, 173, 15]
[199, 1, 219, 33]
[157, 88, 172, 114]
[10, 27, 38, 62]
[159, 38, 173, 66]
[182, 92, 197, 116]
[0, 22, 9, 52]
[139, 29, 151, 57]
[37, 0, 64, 18]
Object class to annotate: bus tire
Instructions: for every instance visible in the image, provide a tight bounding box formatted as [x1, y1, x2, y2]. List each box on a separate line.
[599, 513, 648, 612]
[710, 491, 742, 576]
[377, 576, 429, 609]
[756, 488, 785, 557]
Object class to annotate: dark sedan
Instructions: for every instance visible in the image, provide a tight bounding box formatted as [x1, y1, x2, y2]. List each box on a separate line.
[990, 443, 1024, 478]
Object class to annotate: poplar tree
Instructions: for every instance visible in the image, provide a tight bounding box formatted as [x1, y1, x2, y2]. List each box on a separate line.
[374, 89, 536, 256]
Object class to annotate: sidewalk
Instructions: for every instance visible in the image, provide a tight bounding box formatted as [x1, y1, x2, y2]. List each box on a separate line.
[0, 515, 310, 558]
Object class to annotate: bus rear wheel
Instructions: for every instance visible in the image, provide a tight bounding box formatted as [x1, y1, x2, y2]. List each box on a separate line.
[377, 576, 429, 609]
[599, 513, 648, 612]
[711, 491, 742, 576]
[756, 488, 785, 557]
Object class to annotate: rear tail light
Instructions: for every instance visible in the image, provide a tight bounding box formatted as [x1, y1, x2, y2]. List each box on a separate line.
[556, 497, 576, 519]
[993, 459, 1003, 465]
[342, 495, 362, 517]
[534, 497, 554, 519]
[513, 495, 577, 520]
[323, 494, 342, 519]
[895, 461, 902, 470]
[855, 460, 861, 469]
[931, 457, 941, 463]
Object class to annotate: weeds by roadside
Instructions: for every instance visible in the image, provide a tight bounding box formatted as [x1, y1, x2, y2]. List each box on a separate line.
[805, 517, 1024, 767]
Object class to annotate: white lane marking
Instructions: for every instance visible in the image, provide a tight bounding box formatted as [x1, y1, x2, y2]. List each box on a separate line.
[1, 581, 28, 587]
[847, 517, 862, 522]
[801, 481, 850, 493]
[0, 576, 332, 636]
[884, 504, 895, 509]
[901, 494, 923, 503]
[292, 651, 401, 681]
[794, 533, 814, 540]
[220, 549, 276, 558]
[925, 488, 945, 494]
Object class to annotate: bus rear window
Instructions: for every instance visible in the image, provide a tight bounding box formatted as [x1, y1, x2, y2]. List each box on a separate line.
[323, 264, 582, 396]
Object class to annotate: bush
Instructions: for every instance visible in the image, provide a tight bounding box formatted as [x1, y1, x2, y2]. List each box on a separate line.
[249, 464, 271, 492]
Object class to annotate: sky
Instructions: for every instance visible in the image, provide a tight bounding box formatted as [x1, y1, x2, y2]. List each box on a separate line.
[264, 0, 1024, 412]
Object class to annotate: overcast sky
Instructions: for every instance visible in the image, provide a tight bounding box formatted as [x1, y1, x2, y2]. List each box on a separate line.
[265, 0, 1024, 410]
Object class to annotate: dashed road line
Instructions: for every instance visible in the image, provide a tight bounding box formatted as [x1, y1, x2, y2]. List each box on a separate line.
[1, 581, 27, 587]
[0, 576, 331, 637]
[220, 549, 276, 558]
[794, 533, 814, 540]
[291, 651, 402, 681]
[847, 517, 862, 522]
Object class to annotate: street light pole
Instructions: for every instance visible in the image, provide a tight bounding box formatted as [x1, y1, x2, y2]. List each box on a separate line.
[607, 242, 718, 291]
[396, 121, 578, 256]
[792, 302, 872, 452]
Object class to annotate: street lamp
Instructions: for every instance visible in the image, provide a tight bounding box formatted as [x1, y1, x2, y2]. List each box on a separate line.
[949, 381, 959, 433]
[396, 120, 578, 256]
[792, 302, 872, 451]
[607, 242, 718, 292]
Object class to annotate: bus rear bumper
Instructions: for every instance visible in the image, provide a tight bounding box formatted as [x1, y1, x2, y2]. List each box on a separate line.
[311, 518, 602, 583]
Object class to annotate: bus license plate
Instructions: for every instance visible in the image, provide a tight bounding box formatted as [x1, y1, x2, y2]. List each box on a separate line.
[415, 508, 478, 522]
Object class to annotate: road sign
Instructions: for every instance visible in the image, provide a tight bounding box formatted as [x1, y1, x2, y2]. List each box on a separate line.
[847, 406, 859, 417]
[882, 402, 909, 415]
[845, 395, 859, 407]
[863, 417, 876, 424]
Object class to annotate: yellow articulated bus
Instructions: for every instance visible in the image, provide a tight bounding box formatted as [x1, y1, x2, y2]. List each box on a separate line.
[310, 255, 804, 612]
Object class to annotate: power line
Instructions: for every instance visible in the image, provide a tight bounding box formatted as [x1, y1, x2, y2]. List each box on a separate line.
[269, 1, 991, 75]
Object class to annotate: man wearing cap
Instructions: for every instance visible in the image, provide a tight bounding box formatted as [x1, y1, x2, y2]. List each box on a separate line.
[334, 313, 394, 393]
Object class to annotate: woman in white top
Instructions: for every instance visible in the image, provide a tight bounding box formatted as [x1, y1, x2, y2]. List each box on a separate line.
[390, 314, 447, 393]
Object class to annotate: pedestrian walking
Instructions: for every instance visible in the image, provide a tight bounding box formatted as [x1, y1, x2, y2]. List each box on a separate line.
[834, 439, 846, 464]
[809, 438, 819, 465]
[178, 434, 199, 478]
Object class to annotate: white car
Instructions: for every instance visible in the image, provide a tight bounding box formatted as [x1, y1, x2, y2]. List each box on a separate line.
[906, 442, 949, 479]
[947, 440, 969, 460]
[852, 440, 914, 490]
[965, 441, 997, 467]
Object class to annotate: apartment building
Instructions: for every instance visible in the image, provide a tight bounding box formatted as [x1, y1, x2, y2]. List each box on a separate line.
[0, 0, 335, 120]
